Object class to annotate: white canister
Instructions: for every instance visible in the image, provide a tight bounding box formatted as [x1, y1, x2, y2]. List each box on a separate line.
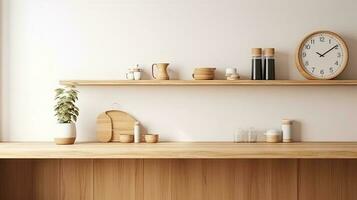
[225, 68, 237, 77]
[126, 72, 134, 80]
[282, 119, 293, 142]
[134, 121, 141, 143]
[265, 129, 282, 143]
[134, 71, 142, 80]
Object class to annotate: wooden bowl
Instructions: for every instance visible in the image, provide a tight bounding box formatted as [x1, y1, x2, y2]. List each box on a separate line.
[145, 134, 159, 143]
[119, 134, 134, 143]
[192, 74, 215, 80]
[193, 70, 215, 75]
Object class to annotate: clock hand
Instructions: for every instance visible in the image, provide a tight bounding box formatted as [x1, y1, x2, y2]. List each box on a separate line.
[316, 52, 324, 57]
[320, 45, 338, 57]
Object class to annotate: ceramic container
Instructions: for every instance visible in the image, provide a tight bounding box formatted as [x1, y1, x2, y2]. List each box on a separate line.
[225, 68, 237, 76]
[265, 129, 282, 143]
[134, 71, 142, 80]
[152, 63, 170, 80]
[282, 119, 293, 142]
[54, 123, 76, 145]
[127, 65, 142, 80]
[126, 72, 135, 80]
[134, 121, 140, 143]
[227, 73, 240, 80]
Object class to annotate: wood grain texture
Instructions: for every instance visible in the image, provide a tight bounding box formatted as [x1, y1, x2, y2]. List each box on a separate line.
[234, 159, 297, 200]
[32, 160, 61, 200]
[60, 79, 357, 86]
[299, 159, 357, 200]
[94, 159, 143, 200]
[171, 159, 203, 200]
[96, 112, 112, 142]
[1, 159, 357, 200]
[107, 110, 136, 142]
[203, 160, 236, 200]
[2, 142, 357, 159]
[0, 160, 33, 200]
[96, 111, 137, 142]
[144, 159, 172, 200]
[61, 159, 93, 200]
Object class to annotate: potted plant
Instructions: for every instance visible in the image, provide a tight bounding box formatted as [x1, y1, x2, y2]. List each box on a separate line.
[54, 87, 79, 145]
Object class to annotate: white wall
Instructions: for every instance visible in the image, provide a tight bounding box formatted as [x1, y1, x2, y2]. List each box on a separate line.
[1, 0, 357, 141]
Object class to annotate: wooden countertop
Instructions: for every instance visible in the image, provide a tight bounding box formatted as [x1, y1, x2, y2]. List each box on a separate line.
[1, 142, 357, 159]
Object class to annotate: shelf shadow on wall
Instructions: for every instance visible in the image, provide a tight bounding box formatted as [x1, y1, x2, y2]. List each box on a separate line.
[292, 120, 302, 142]
[276, 51, 291, 80]
[339, 35, 357, 79]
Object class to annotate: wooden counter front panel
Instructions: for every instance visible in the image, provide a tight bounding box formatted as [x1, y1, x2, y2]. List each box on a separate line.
[0, 159, 356, 200]
[0, 160, 33, 200]
[299, 159, 357, 200]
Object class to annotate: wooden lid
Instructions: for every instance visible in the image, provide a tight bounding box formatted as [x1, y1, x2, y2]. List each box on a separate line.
[282, 119, 293, 125]
[194, 67, 216, 71]
[264, 48, 275, 56]
[251, 48, 262, 56]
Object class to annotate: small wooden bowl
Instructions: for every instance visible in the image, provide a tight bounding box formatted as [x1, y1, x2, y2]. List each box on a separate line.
[193, 70, 215, 75]
[145, 134, 159, 143]
[119, 134, 134, 143]
[192, 74, 215, 80]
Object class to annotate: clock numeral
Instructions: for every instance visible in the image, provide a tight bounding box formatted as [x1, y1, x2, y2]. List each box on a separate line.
[337, 52, 341, 57]
[320, 69, 324, 75]
[320, 37, 325, 42]
[302, 52, 307, 57]
[329, 39, 332, 44]
[305, 61, 309, 66]
[335, 61, 339, 65]
[311, 67, 315, 73]
[305, 44, 311, 50]
[329, 67, 334, 73]
[335, 45, 339, 50]
[311, 39, 315, 44]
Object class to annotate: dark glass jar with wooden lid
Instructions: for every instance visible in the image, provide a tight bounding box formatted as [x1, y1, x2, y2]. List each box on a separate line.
[251, 48, 263, 80]
[263, 48, 275, 80]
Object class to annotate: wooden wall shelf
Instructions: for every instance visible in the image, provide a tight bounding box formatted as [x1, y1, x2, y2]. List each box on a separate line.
[59, 80, 357, 86]
[1, 142, 357, 159]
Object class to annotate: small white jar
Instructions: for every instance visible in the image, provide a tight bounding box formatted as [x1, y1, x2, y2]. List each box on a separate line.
[265, 129, 282, 143]
[282, 119, 293, 142]
[126, 72, 135, 80]
[225, 68, 237, 77]
[134, 121, 141, 143]
[134, 71, 142, 80]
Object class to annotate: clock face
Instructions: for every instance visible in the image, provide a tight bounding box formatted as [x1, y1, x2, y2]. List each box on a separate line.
[297, 31, 348, 79]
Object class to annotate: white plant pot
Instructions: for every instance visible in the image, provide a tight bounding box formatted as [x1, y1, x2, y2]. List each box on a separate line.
[54, 123, 76, 145]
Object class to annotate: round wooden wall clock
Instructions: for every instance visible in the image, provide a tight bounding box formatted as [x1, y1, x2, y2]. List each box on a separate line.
[295, 30, 349, 80]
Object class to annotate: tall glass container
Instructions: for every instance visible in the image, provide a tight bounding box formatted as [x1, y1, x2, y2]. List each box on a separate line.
[251, 48, 263, 80]
[263, 48, 275, 80]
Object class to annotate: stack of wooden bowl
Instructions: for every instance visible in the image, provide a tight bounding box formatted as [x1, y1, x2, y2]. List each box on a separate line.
[192, 67, 216, 80]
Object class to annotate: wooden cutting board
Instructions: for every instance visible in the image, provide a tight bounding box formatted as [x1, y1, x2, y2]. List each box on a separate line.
[96, 110, 136, 142]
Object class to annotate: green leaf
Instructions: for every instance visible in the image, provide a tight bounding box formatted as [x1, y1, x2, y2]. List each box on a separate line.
[54, 87, 80, 122]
